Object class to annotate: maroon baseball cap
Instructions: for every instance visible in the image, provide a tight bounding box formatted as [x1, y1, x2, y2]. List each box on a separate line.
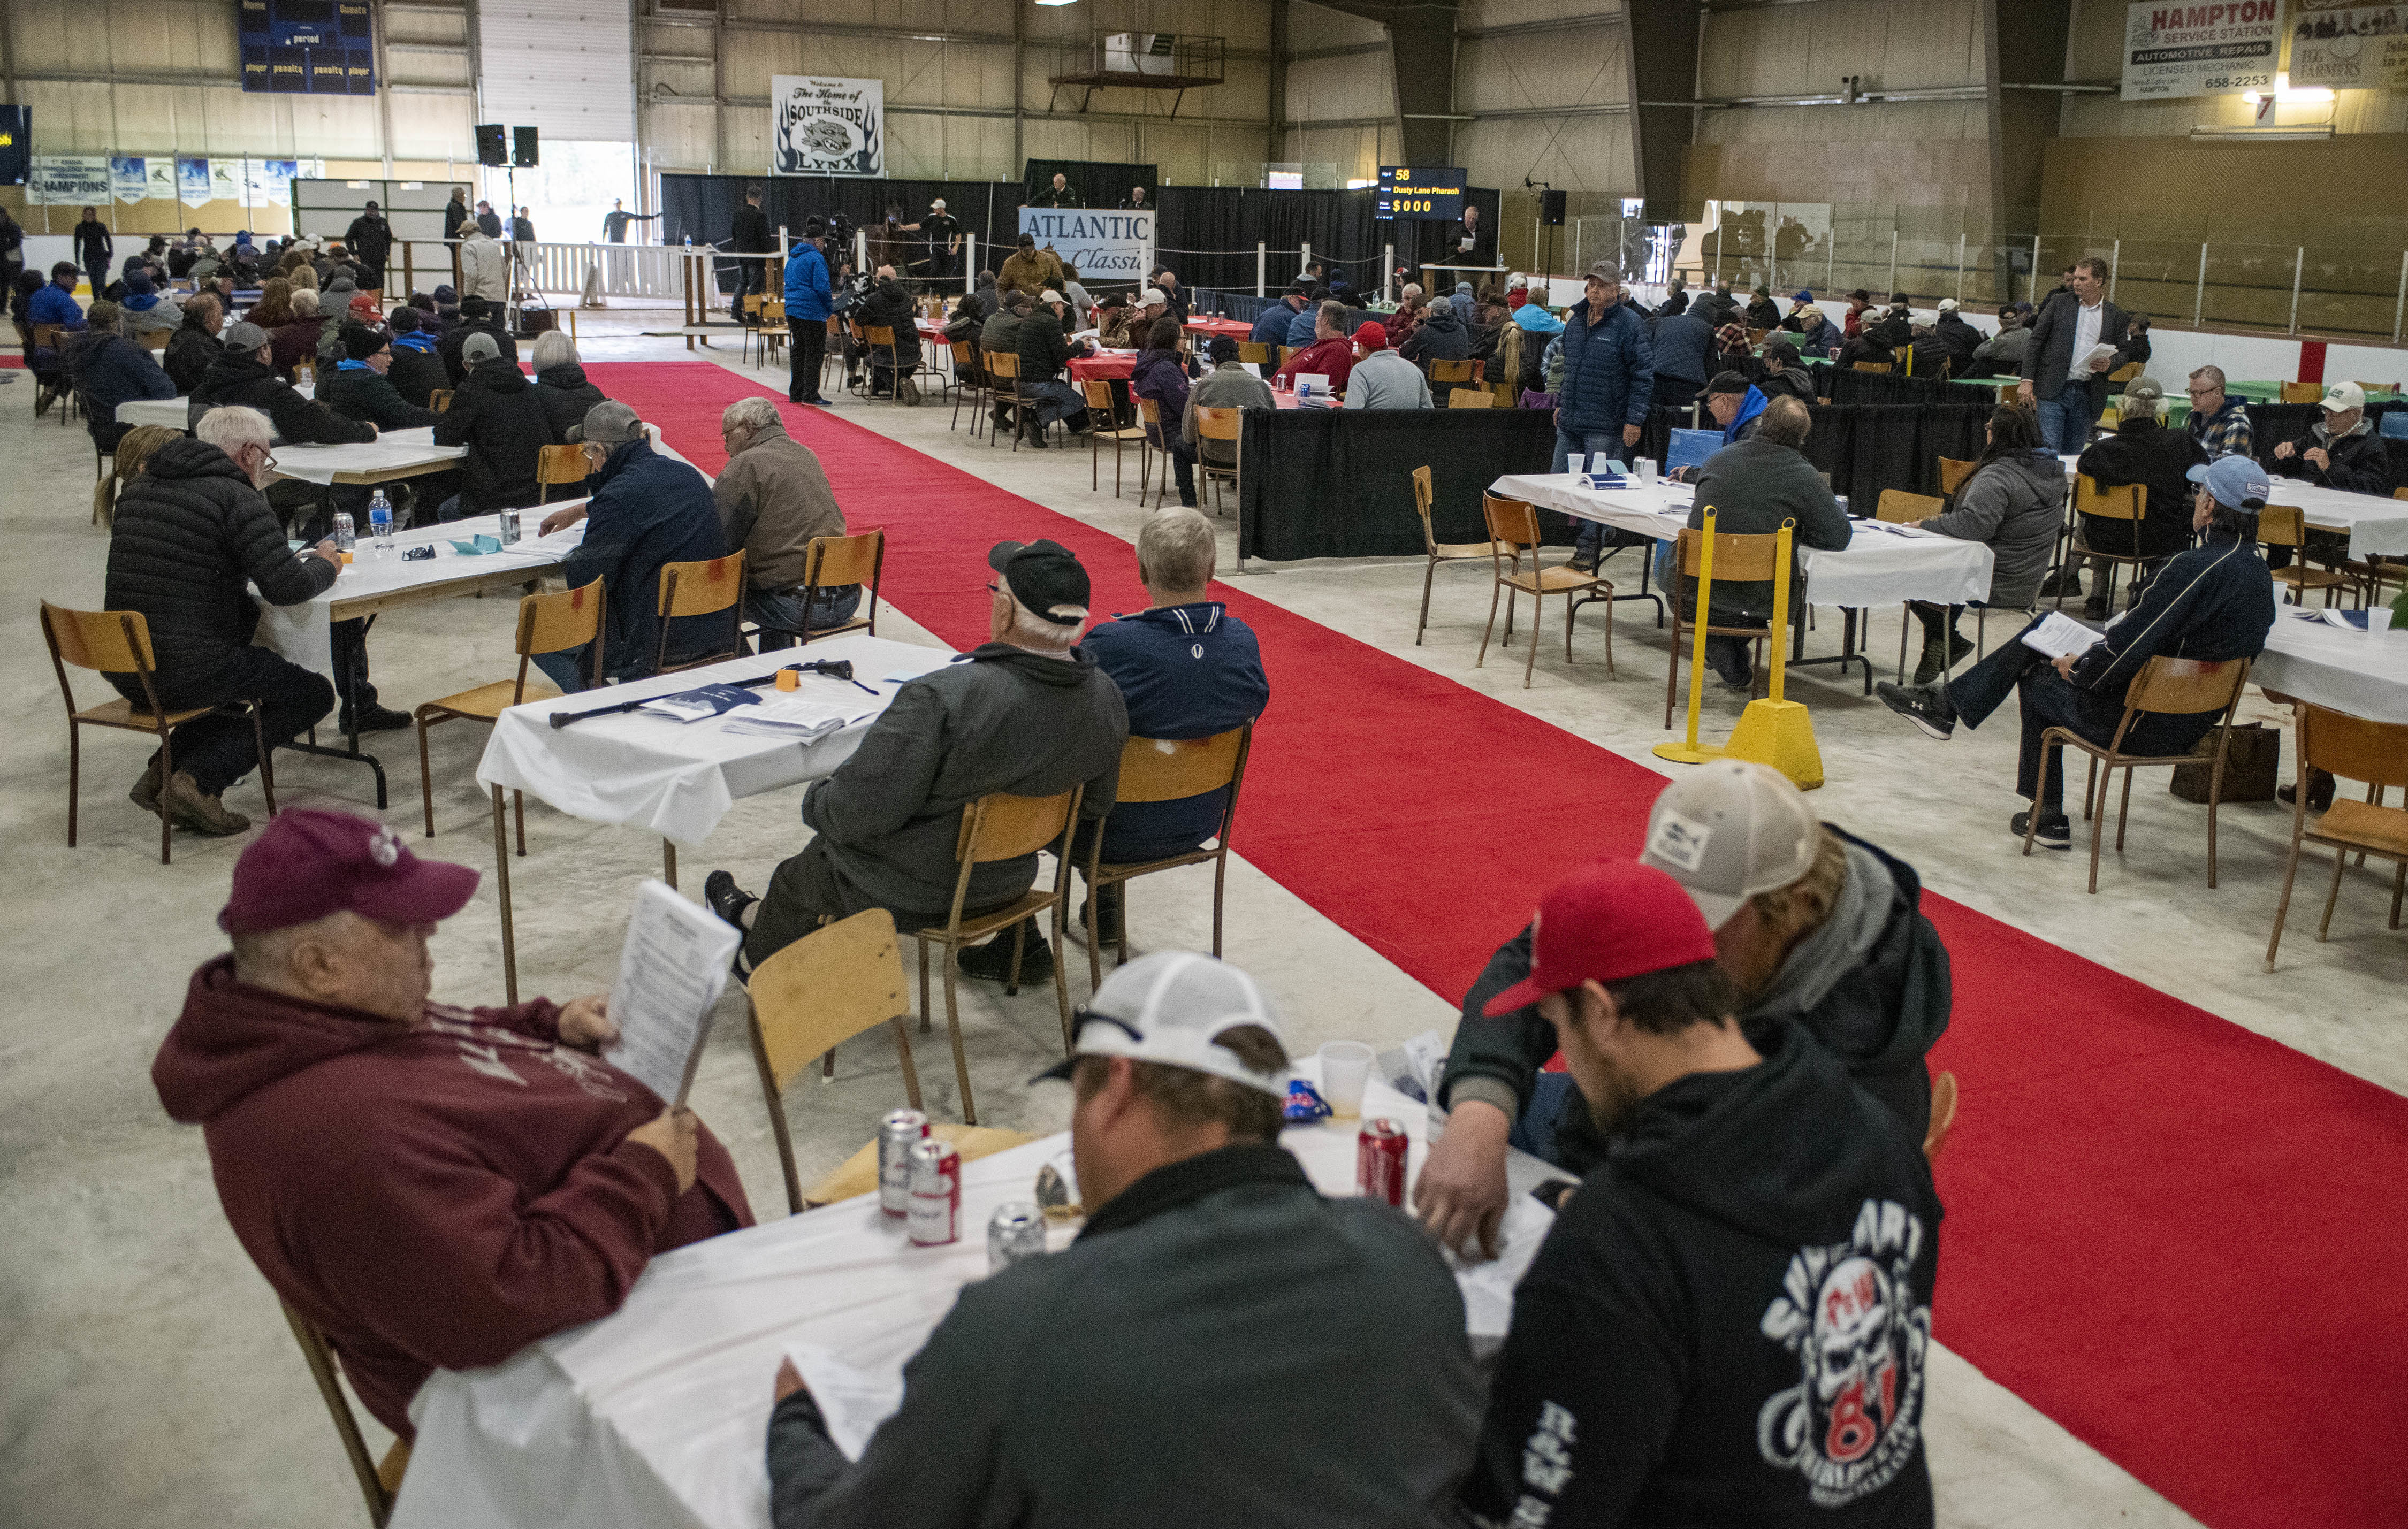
[1482, 859, 1720, 1016]
[218, 809, 480, 935]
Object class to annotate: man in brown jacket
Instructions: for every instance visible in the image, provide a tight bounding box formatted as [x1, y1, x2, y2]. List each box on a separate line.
[998, 233, 1064, 297]
[713, 396, 861, 643]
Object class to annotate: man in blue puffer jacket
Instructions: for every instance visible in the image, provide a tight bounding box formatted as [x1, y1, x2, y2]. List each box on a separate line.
[1557, 262, 1656, 571]
[784, 219, 834, 407]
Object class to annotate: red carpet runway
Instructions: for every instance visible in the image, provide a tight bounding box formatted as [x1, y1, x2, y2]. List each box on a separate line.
[591, 362, 2408, 1529]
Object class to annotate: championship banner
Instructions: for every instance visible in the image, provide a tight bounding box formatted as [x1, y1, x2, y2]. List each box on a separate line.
[771, 76, 883, 178]
[2119, 1, 2280, 100]
[209, 159, 242, 204]
[28, 156, 111, 206]
[2287, 2, 2408, 89]
[1017, 208, 1155, 285]
[178, 157, 213, 209]
[110, 157, 151, 203]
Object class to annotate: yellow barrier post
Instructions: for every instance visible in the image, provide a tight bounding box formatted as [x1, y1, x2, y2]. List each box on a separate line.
[1653, 506, 1726, 766]
[1719, 517, 1826, 789]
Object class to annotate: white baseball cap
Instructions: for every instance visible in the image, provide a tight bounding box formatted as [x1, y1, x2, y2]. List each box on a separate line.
[1937, 297, 1959, 312]
[1637, 760, 1822, 930]
[1033, 952, 1290, 1096]
[1137, 287, 1168, 308]
[2319, 380, 2365, 413]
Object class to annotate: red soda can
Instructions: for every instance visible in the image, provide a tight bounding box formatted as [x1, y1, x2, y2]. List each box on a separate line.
[906, 1137, 962, 1245]
[1358, 1119, 1408, 1207]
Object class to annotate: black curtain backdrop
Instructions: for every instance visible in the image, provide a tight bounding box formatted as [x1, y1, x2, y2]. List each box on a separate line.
[1023, 158, 1156, 209]
[1237, 408, 1560, 561]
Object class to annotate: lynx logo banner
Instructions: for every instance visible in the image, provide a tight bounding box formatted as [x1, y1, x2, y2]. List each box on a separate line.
[2288, 2, 2408, 89]
[2120, 1, 2281, 99]
[1017, 209, 1156, 282]
[772, 77, 883, 178]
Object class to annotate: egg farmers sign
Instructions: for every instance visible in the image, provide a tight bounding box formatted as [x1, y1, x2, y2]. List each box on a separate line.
[772, 77, 884, 178]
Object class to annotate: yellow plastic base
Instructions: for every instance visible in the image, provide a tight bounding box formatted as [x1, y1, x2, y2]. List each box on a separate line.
[1651, 741, 1725, 764]
[1719, 698, 1825, 790]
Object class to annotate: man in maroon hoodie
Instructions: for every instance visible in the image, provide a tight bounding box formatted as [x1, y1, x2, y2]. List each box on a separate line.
[153, 809, 753, 1438]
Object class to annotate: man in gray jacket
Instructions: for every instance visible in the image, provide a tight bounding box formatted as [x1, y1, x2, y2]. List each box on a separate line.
[708, 539, 1127, 970]
[713, 396, 859, 644]
[1681, 396, 1850, 690]
[764, 952, 1481, 1528]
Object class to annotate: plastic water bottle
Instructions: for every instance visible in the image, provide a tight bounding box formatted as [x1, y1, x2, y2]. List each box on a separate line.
[331, 510, 355, 556]
[369, 491, 393, 554]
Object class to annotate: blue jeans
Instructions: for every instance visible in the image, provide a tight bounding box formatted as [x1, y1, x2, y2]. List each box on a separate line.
[1944, 615, 2213, 813]
[1557, 424, 1646, 560]
[532, 645, 592, 694]
[1507, 1073, 1580, 1167]
[747, 583, 864, 646]
[2036, 388, 2094, 456]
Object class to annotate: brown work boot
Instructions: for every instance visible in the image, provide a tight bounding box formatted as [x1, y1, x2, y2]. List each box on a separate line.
[129, 754, 165, 816]
[162, 769, 252, 837]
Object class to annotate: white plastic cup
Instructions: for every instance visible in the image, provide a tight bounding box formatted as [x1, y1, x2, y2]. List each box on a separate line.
[1564, 453, 1585, 477]
[2369, 606, 2394, 637]
[1636, 457, 1659, 487]
[1319, 1041, 1374, 1119]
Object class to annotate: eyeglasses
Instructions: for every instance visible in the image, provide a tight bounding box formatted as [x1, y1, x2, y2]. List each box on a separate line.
[2185, 387, 2220, 397]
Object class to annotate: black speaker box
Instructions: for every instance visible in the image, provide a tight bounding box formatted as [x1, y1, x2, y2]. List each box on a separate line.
[512, 126, 539, 168]
[475, 123, 507, 167]
[1541, 189, 1567, 226]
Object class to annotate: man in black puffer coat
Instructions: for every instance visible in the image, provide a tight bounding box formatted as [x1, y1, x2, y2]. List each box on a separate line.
[437, 295, 519, 385]
[432, 331, 558, 517]
[165, 293, 225, 394]
[189, 323, 378, 447]
[101, 412, 340, 838]
[318, 326, 440, 431]
[852, 268, 924, 397]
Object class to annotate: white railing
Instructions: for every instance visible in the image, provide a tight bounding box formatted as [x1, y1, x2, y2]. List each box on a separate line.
[514, 241, 694, 301]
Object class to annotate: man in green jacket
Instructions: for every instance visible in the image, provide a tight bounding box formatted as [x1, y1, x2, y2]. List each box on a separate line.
[764, 952, 1482, 1528]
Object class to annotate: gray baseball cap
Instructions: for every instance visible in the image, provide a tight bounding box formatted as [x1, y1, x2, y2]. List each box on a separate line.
[1637, 760, 1822, 930]
[581, 400, 644, 445]
[461, 331, 501, 366]
[223, 321, 270, 353]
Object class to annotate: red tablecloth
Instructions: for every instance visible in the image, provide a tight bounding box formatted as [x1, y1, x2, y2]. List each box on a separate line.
[916, 320, 946, 342]
[1183, 317, 1253, 339]
[1068, 351, 1138, 381]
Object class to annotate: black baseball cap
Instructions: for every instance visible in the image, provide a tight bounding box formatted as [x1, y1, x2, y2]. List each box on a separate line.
[988, 540, 1090, 624]
[1705, 370, 1752, 396]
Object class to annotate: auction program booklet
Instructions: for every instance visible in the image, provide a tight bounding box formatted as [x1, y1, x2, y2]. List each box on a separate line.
[603, 880, 743, 1106]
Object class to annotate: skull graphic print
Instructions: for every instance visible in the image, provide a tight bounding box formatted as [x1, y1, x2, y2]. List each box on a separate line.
[1756, 1198, 1931, 1507]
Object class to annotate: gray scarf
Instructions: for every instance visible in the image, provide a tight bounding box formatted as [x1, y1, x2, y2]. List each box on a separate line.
[1743, 840, 1895, 1054]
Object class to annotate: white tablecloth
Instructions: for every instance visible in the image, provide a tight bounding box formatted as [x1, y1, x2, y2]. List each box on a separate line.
[393, 1066, 1557, 1529]
[2058, 455, 2408, 560]
[271, 425, 467, 485]
[116, 381, 314, 431]
[1490, 473, 1995, 608]
[253, 513, 588, 681]
[2254, 611, 2408, 725]
[476, 638, 952, 848]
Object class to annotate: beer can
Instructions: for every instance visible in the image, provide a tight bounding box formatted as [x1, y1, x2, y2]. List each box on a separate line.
[987, 1202, 1047, 1272]
[877, 1108, 928, 1218]
[1357, 1118, 1409, 1207]
[906, 1138, 962, 1245]
[498, 508, 521, 546]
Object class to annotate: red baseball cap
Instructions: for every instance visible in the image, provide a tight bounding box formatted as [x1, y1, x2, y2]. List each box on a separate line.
[1354, 321, 1388, 350]
[1482, 859, 1719, 1016]
[218, 809, 480, 935]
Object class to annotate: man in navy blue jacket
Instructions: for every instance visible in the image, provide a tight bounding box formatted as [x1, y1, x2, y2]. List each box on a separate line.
[1250, 287, 1308, 347]
[1876, 453, 2276, 847]
[538, 402, 729, 688]
[783, 220, 834, 407]
[1557, 262, 1655, 571]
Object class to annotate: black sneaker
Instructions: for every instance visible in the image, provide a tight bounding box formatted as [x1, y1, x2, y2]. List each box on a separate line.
[339, 705, 414, 734]
[1874, 679, 1957, 740]
[2277, 770, 2337, 812]
[957, 928, 1054, 985]
[1568, 552, 1601, 574]
[2013, 809, 2072, 849]
[704, 869, 757, 932]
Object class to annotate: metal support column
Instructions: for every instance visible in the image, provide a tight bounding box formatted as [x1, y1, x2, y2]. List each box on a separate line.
[2029, 236, 2041, 304]
[2108, 238, 2120, 302]
[1955, 234, 1966, 303]
[2289, 246, 2304, 335]
[1384, 242, 1395, 302]
[1256, 241, 1266, 297]
[1886, 230, 1898, 299]
[2394, 248, 2407, 343]
[2194, 242, 2208, 327]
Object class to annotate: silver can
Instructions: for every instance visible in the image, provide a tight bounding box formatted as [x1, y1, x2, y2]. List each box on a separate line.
[497, 507, 521, 545]
[987, 1203, 1047, 1272]
[906, 1138, 962, 1246]
[877, 1108, 928, 1218]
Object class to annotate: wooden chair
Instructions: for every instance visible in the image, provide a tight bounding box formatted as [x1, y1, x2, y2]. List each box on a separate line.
[2027, 655, 2252, 892]
[1193, 404, 1242, 517]
[652, 551, 748, 676]
[41, 602, 277, 865]
[1083, 377, 1152, 496]
[414, 580, 604, 845]
[1936, 456, 1977, 499]
[746, 909, 926, 1213]
[856, 323, 900, 397]
[983, 350, 1025, 449]
[1278, 345, 1299, 367]
[948, 340, 984, 433]
[2264, 704, 2408, 971]
[757, 298, 788, 365]
[1477, 493, 1612, 688]
[908, 788, 1084, 1126]
[1428, 355, 1480, 404]
[2260, 503, 2358, 608]
[1876, 490, 1950, 678]
[2279, 380, 2326, 404]
[428, 389, 453, 412]
[280, 1302, 408, 1527]
[786, 529, 884, 646]
[798, 1122, 1037, 1209]
[1237, 341, 1271, 366]
[1923, 1071, 1959, 1164]
[1662, 525, 1788, 725]
[1446, 387, 1493, 408]
[139, 328, 173, 351]
[535, 443, 588, 504]
[2064, 475, 2148, 613]
[1133, 396, 1172, 509]
[1081, 725, 1253, 989]
[1411, 464, 1506, 644]
[1853, 361, 1893, 373]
